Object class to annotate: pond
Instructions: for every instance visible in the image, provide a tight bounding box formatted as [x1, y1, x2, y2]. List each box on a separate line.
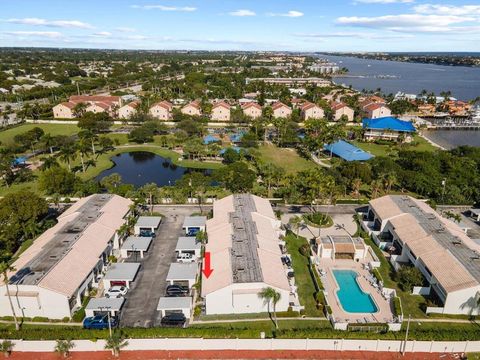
[96, 151, 211, 187]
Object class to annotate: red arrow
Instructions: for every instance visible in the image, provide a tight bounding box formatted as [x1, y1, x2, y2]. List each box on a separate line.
[202, 251, 214, 278]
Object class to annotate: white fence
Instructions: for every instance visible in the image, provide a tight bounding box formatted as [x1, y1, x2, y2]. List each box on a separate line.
[5, 338, 478, 354]
[412, 286, 431, 296]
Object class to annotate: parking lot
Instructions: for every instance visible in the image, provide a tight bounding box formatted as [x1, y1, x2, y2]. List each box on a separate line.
[120, 207, 199, 327]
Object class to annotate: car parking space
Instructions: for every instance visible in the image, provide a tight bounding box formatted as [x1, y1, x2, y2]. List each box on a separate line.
[119, 207, 199, 328]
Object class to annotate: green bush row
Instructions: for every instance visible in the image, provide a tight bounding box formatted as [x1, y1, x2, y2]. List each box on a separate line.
[393, 297, 402, 317]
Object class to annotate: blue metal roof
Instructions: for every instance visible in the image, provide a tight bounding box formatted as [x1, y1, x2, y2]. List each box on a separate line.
[12, 156, 27, 166]
[229, 132, 244, 143]
[324, 140, 374, 162]
[203, 135, 219, 144]
[362, 117, 416, 132]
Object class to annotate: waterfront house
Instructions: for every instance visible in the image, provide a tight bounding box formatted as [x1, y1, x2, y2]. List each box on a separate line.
[362, 117, 415, 142]
[361, 96, 392, 119]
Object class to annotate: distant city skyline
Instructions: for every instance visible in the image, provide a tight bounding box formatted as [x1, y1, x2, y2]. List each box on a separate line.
[0, 0, 479, 51]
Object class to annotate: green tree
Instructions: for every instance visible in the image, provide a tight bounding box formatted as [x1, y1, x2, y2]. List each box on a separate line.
[140, 183, 158, 214]
[397, 266, 424, 292]
[101, 173, 123, 192]
[54, 339, 75, 358]
[39, 166, 77, 195]
[214, 161, 256, 193]
[258, 287, 281, 329]
[73, 102, 87, 117]
[0, 339, 14, 357]
[288, 215, 303, 237]
[59, 144, 77, 171]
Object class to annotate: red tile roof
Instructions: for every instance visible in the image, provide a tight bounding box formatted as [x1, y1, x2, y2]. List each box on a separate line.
[69, 95, 120, 104]
[330, 101, 348, 111]
[213, 101, 231, 110]
[153, 100, 173, 110]
[300, 101, 317, 111]
[272, 101, 289, 111]
[59, 102, 76, 109]
[242, 102, 262, 110]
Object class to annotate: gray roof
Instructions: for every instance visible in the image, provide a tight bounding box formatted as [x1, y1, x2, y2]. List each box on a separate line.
[166, 263, 198, 281]
[86, 297, 125, 311]
[470, 209, 480, 216]
[104, 263, 140, 281]
[136, 216, 162, 228]
[183, 216, 206, 228]
[121, 236, 152, 252]
[230, 194, 263, 283]
[9, 194, 114, 286]
[175, 237, 202, 251]
[391, 196, 480, 284]
[157, 296, 192, 311]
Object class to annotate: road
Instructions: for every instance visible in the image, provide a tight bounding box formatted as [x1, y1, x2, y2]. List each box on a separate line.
[120, 207, 194, 327]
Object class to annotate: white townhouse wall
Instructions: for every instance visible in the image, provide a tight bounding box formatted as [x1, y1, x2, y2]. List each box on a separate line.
[0, 194, 132, 320]
[119, 101, 140, 119]
[53, 103, 75, 119]
[366, 195, 480, 315]
[271, 102, 292, 119]
[181, 101, 202, 116]
[242, 103, 262, 119]
[202, 194, 290, 315]
[301, 102, 325, 120]
[211, 102, 231, 121]
[331, 102, 355, 122]
[149, 101, 173, 120]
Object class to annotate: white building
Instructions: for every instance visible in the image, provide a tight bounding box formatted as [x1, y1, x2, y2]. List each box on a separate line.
[317, 235, 369, 261]
[0, 194, 132, 319]
[271, 102, 292, 119]
[211, 102, 231, 121]
[118, 100, 140, 119]
[134, 216, 162, 235]
[202, 194, 290, 315]
[300, 101, 325, 120]
[361, 195, 480, 315]
[182, 216, 206, 235]
[175, 237, 202, 259]
[149, 100, 173, 120]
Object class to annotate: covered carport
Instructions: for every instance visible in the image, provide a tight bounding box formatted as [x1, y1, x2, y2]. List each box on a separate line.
[182, 216, 206, 235]
[120, 236, 152, 259]
[166, 263, 198, 288]
[175, 236, 202, 259]
[103, 262, 141, 289]
[134, 216, 162, 235]
[157, 296, 192, 319]
[85, 297, 125, 318]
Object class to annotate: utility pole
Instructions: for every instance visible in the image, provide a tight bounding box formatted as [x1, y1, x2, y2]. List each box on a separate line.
[100, 306, 113, 337]
[76, 81, 80, 96]
[441, 178, 447, 203]
[402, 314, 411, 356]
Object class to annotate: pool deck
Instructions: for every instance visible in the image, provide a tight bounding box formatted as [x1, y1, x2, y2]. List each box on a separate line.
[318, 259, 394, 324]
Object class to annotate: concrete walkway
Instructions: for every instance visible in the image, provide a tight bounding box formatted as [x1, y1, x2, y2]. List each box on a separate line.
[281, 213, 358, 240]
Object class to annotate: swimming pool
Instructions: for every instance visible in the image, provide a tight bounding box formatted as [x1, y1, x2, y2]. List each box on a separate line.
[333, 269, 378, 313]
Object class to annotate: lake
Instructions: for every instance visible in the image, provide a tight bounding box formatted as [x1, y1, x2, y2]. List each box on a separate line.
[321, 55, 480, 100]
[96, 151, 211, 187]
[422, 130, 480, 150]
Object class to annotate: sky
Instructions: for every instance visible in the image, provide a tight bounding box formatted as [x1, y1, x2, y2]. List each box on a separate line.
[0, 0, 479, 52]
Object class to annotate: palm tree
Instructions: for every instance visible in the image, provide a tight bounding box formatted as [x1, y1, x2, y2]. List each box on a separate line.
[59, 145, 76, 171]
[79, 130, 98, 156]
[41, 133, 55, 154]
[141, 183, 158, 214]
[76, 139, 91, 173]
[104, 333, 128, 357]
[370, 180, 383, 199]
[288, 215, 303, 237]
[73, 102, 87, 118]
[258, 287, 281, 329]
[54, 339, 75, 358]
[0, 262, 19, 331]
[352, 178, 362, 199]
[383, 173, 397, 193]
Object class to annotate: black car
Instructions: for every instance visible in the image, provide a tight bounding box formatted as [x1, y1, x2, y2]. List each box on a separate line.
[161, 313, 186, 327]
[166, 284, 189, 297]
[281, 256, 292, 267]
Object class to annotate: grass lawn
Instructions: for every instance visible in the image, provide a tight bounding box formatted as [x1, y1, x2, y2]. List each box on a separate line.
[285, 233, 323, 317]
[0, 123, 79, 147]
[0, 180, 40, 197]
[255, 144, 316, 174]
[352, 135, 438, 158]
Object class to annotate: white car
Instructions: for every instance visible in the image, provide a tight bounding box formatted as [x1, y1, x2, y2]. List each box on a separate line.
[176, 253, 195, 263]
[104, 286, 128, 298]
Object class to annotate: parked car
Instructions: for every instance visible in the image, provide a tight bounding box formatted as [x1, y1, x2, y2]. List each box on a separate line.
[104, 285, 128, 298]
[281, 255, 292, 267]
[186, 229, 199, 236]
[161, 313, 186, 327]
[139, 230, 155, 238]
[166, 284, 189, 297]
[176, 253, 195, 263]
[83, 315, 117, 330]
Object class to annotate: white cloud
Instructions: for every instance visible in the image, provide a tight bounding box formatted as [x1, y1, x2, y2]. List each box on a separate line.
[268, 10, 304, 18]
[4, 31, 63, 38]
[336, 14, 477, 33]
[229, 9, 256, 17]
[115, 27, 136, 33]
[131, 4, 196, 11]
[414, 4, 480, 16]
[5, 17, 93, 29]
[90, 31, 112, 38]
[354, 0, 414, 3]
[295, 32, 413, 40]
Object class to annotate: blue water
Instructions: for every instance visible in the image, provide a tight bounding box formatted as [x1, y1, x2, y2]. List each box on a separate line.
[321, 55, 480, 101]
[333, 270, 378, 313]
